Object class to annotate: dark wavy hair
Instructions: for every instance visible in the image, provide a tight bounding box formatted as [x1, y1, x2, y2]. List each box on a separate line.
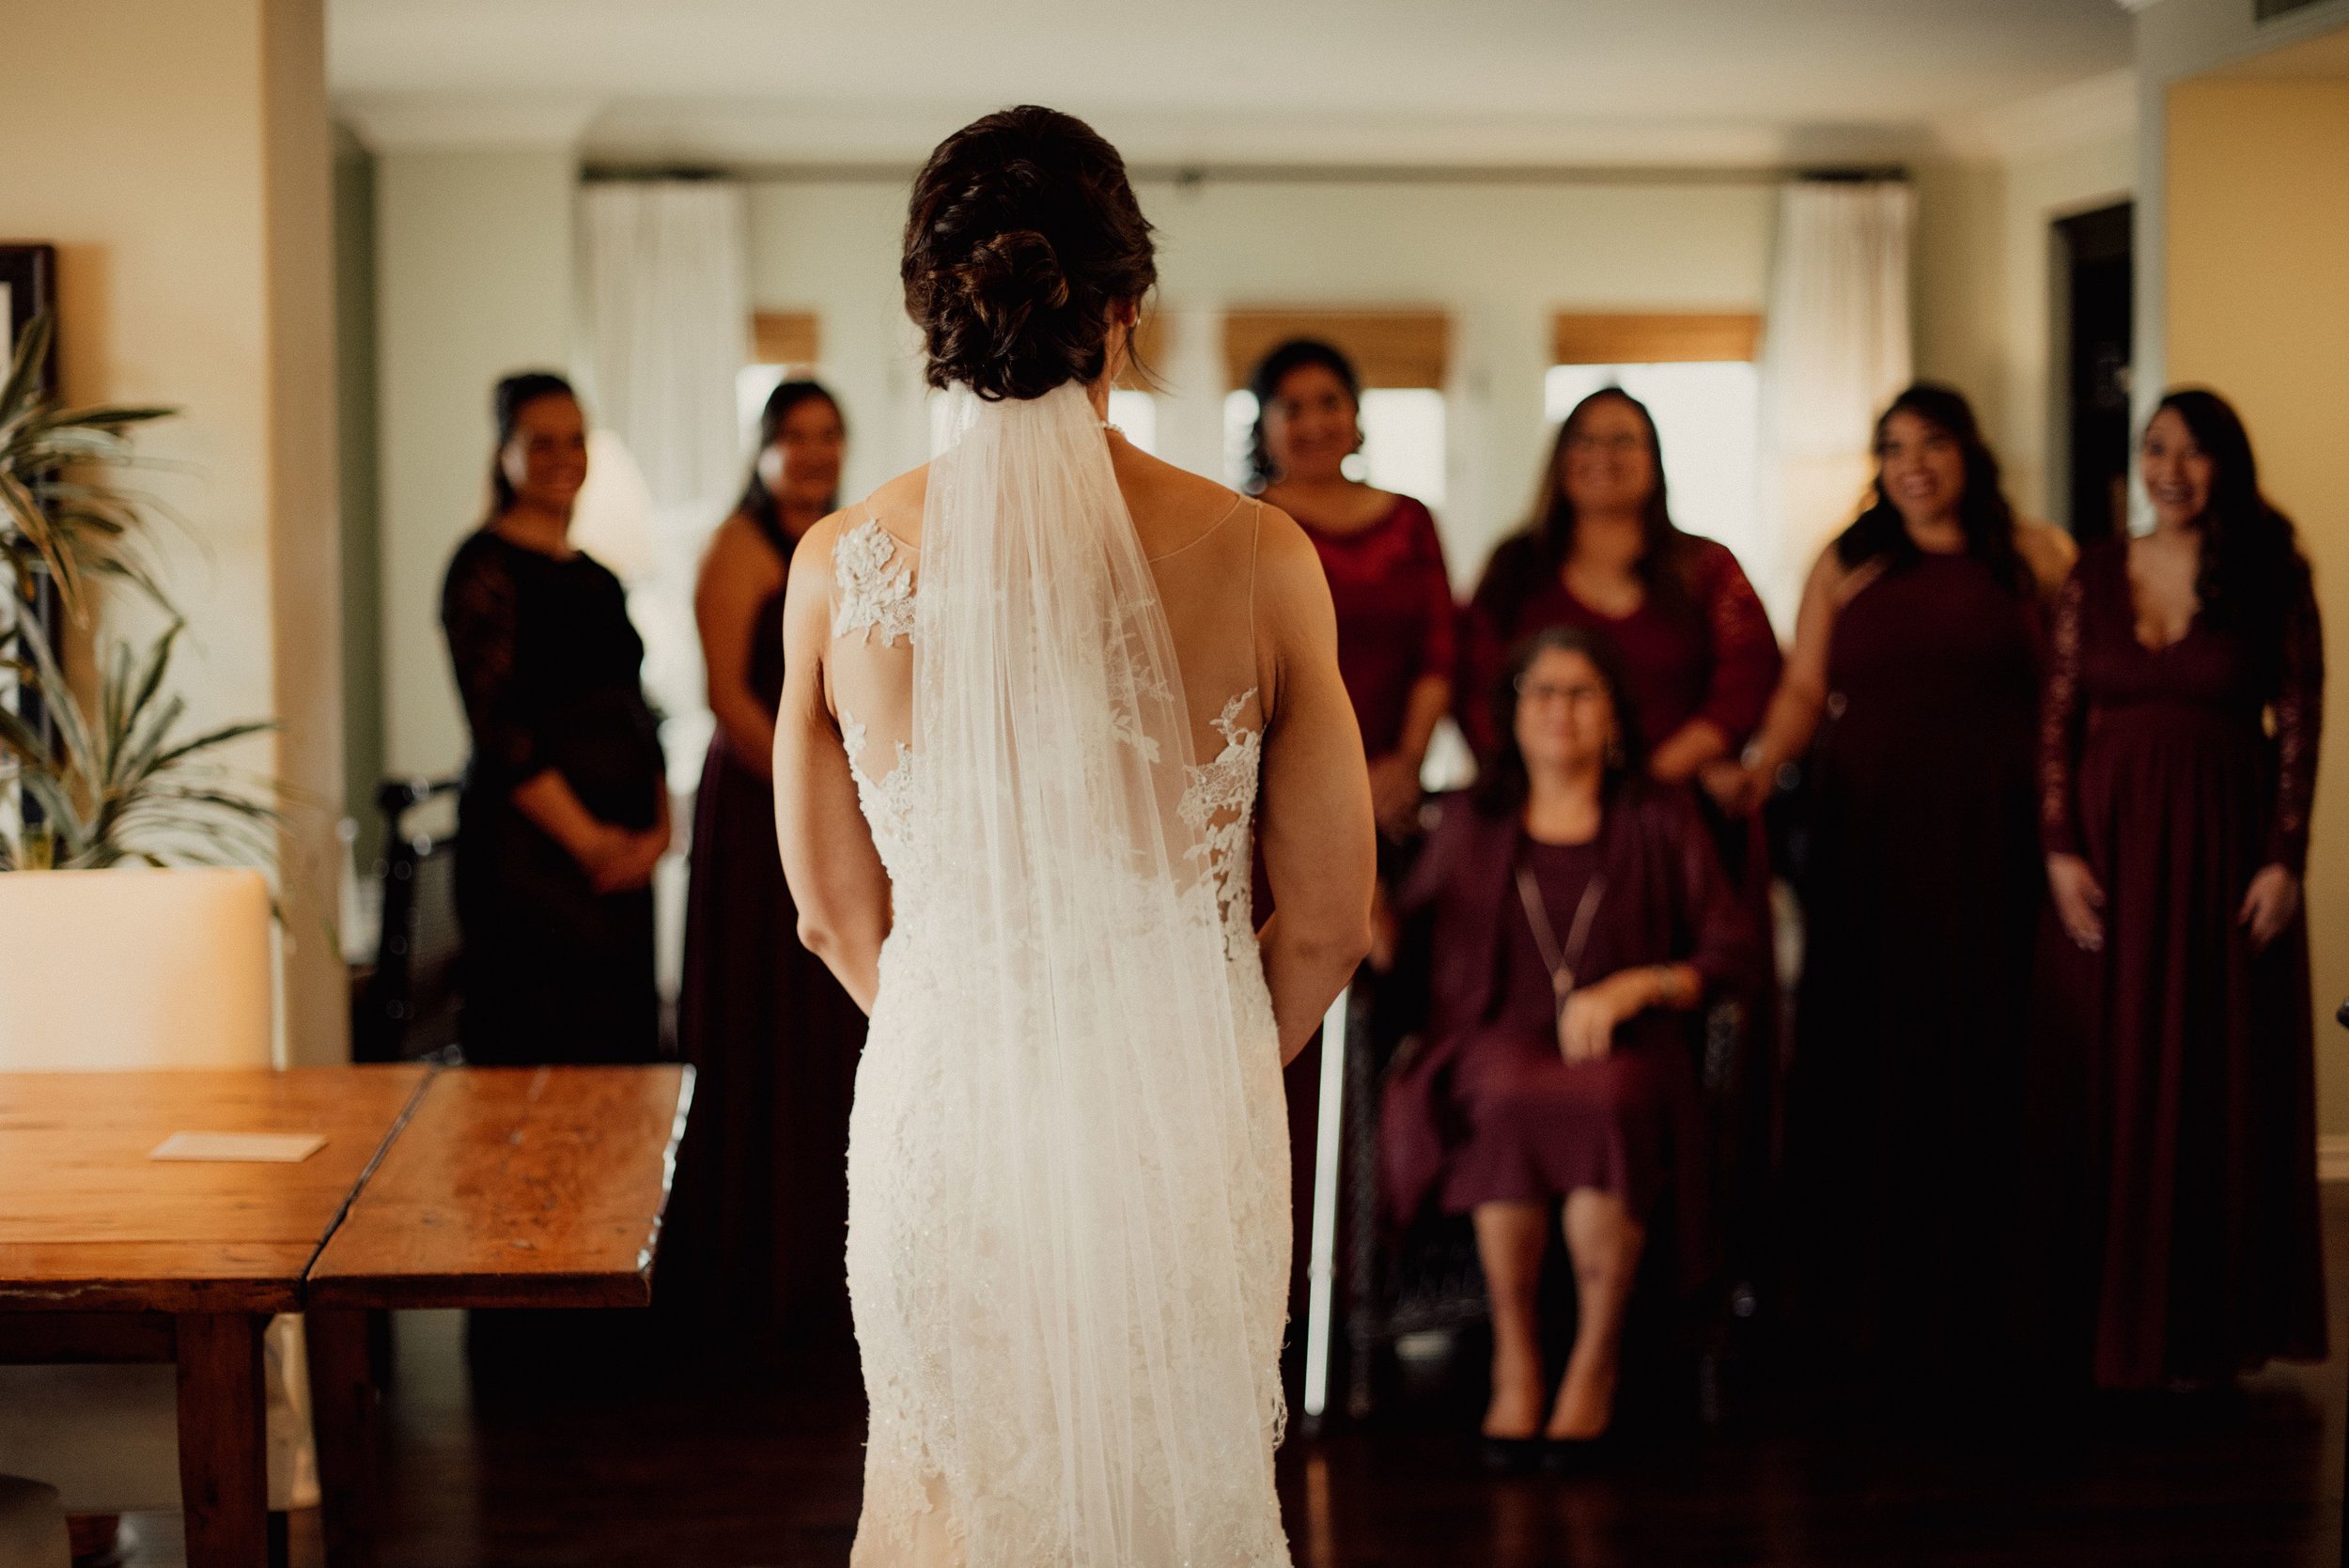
[734, 379, 844, 545]
[1834, 381, 2025, 592]
[2154, 386, 2308, 688]
[1474, 623, 1647, 815]
[1473, 387, 1691, 638]
[1244, 337, 1361, 493]
[901, 105, 1156, 401]
[487, 369, 579, 521]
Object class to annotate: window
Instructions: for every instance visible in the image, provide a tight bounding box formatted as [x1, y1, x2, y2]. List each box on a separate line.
[1221, 387, 1446, 505]
[1544, 359, 1762, 572]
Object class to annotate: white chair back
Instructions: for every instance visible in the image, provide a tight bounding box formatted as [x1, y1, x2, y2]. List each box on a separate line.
[0, 868, 271, 1070]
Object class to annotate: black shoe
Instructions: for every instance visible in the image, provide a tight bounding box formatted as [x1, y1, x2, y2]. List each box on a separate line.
[1479, 1435, 1543, 1474]
[1539, 1429, 1617, 1474]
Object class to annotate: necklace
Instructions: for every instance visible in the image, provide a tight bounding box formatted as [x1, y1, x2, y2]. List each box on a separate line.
[1516, 849, 1606, 1012]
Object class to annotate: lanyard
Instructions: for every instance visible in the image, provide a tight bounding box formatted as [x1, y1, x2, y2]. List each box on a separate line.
[1516, 855, 1606, 1010]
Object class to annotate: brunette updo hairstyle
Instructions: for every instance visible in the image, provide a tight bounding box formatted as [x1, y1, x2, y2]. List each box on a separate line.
[902, 105, 1157, 401]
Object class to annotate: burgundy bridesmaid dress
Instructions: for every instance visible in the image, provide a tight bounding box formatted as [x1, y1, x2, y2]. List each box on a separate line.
[668, 510, 869, 1336]
[1785, 550, 2046, 1365]
[2037, 539, 2326, 1389]
[1459, 536, 1781, 764]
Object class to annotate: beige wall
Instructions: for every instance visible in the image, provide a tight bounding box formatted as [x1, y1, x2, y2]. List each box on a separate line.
[2167, 76, 2349, 1133]
[0, 0, 346, 1063]
[374, 147, 576, 778]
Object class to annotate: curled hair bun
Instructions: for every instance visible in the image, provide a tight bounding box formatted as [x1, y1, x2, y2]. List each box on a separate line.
[952, 228, 1072, 325]
[904, 107, 1156, 401]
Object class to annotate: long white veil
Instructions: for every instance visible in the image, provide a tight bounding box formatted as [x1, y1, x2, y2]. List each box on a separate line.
[914, 381, 1286, 1565]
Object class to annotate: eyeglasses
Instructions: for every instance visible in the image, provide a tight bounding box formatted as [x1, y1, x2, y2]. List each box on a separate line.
[1513, 675, 1607, 706]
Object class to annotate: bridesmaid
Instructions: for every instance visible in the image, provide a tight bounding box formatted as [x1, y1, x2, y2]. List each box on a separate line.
[2038, 388, 2326, 1390]
[1459, 388, 1780, 784]
[441, 371, 668, 1067]
[1249, 337, 1455, 842]
[671, 380, 867, 1335]
[1247, 337, 1455, 1330]
[1731, 382, 2074, 1368]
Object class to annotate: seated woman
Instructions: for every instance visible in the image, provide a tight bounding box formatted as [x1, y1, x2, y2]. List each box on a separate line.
[1380, 626, 1762, 1465]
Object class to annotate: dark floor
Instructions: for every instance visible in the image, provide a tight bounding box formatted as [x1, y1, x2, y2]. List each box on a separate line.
[119, 1188, 2349, 1567]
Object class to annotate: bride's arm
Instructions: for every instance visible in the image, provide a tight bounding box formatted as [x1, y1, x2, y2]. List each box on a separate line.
[1252, 508, 1377, 1065]
[774, 514, 892, 1014]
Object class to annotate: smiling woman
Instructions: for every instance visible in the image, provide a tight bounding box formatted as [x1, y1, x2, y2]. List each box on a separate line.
[1735, 381, 2075, 1373]
[439, 371, 669, 1069]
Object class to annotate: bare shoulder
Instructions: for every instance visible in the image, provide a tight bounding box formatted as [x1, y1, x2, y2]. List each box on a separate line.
[1251, 501, 1332, 612]
[784, 508, 853, 602]
[863, 465, 932, 546]
[2015, 519, 2078, 595]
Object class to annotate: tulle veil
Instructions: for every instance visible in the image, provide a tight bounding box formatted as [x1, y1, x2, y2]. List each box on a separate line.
[909, 380, 1288, 1564]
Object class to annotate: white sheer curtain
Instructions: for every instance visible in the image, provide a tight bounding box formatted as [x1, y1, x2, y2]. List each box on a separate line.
[578, 179, 751, 770]
[1755, 179, 1913, 629]
[578, 180, 752, 1004]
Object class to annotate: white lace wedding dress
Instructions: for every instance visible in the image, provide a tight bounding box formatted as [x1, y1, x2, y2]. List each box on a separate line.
[821, 384, 1292, 1567]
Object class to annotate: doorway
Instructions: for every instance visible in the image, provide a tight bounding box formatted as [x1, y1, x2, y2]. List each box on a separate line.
[2053, 202, 2134, 542]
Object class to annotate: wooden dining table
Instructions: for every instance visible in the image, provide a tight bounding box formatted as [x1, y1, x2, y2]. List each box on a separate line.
[0, 1062, 691, 1568]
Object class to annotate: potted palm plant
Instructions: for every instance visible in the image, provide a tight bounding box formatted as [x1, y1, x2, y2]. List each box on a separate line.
[0, 312, 280, 869]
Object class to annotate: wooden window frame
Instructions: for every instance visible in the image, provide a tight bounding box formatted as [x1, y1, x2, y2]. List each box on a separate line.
[1222, 308, 1451, 391]
[750, 310, 819, 368]
[1549, 312, 1761, 366]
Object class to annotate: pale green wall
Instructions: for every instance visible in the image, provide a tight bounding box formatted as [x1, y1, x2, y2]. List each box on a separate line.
[374, 147, 575, 780]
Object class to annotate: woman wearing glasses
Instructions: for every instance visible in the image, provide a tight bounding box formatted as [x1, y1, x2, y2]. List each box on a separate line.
[1459, 388, 1780, 787]
[1382, 626, 1762, 1465]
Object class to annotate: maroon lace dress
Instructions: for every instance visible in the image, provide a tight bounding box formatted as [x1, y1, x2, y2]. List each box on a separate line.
[668, 509, 869, 1335]
[2035, 539, 2326, 1389]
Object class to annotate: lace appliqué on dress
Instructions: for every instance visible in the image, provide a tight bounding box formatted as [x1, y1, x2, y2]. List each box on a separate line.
[833, 517, 918, 646]
[1180, 693, 1265, 959]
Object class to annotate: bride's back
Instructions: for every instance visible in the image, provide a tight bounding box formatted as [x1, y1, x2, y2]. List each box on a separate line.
[770, 103, 1372, 1568]
[814, 446, 1267, 810]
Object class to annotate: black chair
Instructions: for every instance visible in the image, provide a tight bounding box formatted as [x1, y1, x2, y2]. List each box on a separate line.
[354, 777, 464, 1063]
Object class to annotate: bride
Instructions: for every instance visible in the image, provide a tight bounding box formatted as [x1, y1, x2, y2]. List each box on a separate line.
[773, 107, 1376, 1565]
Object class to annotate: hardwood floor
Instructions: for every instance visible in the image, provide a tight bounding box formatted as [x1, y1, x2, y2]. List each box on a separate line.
[113, 1188, 2349, 1567]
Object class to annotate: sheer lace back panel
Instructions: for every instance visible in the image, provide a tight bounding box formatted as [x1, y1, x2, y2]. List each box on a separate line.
[825, 497, 1268, 938]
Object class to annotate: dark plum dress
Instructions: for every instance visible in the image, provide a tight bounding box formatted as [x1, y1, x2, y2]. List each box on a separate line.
[669, 509, 869, 1335]
[2035, 539, 2326, 1389]
[1784, 550, 2046, 1364]
[441, 530, 664, 1065]
[1381, 781, 1766, 1287]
